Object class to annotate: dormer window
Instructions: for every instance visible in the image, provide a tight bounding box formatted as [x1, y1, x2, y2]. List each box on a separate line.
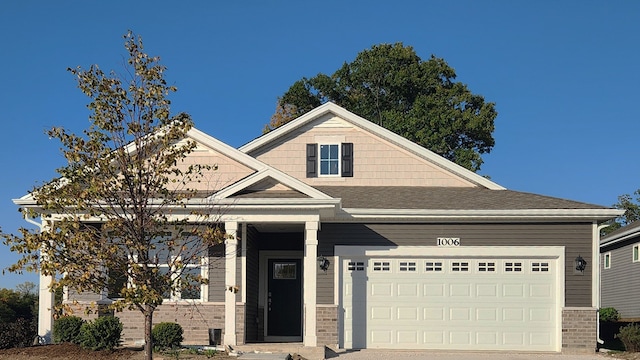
[306, 143, 353, 178]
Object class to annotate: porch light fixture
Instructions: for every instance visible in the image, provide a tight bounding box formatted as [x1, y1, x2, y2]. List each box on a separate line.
[575, 255, 587, 273]
[317, 255, 330, 272]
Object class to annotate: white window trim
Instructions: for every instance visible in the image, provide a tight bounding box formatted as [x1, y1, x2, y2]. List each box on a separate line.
[318, 143, 341, 177]
[121, 231, 209, 303]
[633, 244, 639, 263]
[604, 252, 611, 269]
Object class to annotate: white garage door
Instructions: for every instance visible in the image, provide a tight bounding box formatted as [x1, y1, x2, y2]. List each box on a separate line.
[339, 247, 562, 352]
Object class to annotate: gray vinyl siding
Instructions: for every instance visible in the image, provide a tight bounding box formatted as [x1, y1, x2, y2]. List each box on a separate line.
[318, 222, 593, 307]
[208, 244, 226, 302]
[601, 238, 640, 319]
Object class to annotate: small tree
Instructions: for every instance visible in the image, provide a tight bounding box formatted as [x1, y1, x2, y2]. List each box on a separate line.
[2, 32, 226, 360]
[603, 189, 640, 235]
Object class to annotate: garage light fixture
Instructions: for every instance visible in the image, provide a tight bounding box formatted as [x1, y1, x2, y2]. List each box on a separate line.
[317, 255, 330, 272]
[575, 255, 587, 273]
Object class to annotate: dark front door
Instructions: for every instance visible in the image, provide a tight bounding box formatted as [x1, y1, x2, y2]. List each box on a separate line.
[267, 258, 302, 338]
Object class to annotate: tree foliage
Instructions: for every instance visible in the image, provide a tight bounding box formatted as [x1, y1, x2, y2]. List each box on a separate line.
[265, 43, 498, 172]
[603, 189, 640, 235]
[1, 32, 226, 360]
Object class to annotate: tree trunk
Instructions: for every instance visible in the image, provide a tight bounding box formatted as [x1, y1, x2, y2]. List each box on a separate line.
[144, 305, 154, 360]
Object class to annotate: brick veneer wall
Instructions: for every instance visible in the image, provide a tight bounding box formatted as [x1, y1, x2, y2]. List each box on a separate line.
[562, 307, 597, 353]
[317, 305, 338, 346]
[69, 302, 227, 345]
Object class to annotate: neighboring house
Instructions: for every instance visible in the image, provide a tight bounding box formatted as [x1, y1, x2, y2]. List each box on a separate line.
[15, 102, 622, 354]
[600, 221, 640, 319]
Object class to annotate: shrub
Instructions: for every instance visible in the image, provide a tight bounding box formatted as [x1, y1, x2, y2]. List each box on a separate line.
[600, 307, 621, 322]
[0, 317, 37, 349]
[616, 323, 640, 352]
[152, 322, 184, 350]
[79, 316, 122, 351]
[53, 315, 85, 344]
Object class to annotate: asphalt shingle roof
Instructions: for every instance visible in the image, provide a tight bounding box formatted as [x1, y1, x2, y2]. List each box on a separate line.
[314, 186, 609, 210]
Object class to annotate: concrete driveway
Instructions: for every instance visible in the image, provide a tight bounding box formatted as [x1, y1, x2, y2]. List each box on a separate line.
[326, 349, 610, 360]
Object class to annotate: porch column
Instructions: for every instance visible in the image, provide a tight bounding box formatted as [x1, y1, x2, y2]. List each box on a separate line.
[303, 220, 319, 347]
[38, 273, 55, 341]
[224, 221, 238, 346]
[38, 221, 54, 342]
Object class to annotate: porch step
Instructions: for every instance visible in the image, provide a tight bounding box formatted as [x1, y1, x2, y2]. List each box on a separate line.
[237, 353, 292, 360]
[231, 344, 324, 360]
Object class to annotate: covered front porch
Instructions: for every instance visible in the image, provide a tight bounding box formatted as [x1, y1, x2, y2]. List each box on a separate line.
[224, 218, 331, 348]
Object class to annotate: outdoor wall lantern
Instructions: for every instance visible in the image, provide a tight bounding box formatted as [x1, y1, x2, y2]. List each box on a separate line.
[575, 255, 587, 273]
[317, 255, 330, 272]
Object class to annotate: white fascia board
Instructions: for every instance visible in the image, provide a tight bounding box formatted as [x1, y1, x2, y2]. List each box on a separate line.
[338, 208, 624, 222]
[239, 102, 505, 190]
[211, 168, 335, 201]
[600, 227, 640, 247]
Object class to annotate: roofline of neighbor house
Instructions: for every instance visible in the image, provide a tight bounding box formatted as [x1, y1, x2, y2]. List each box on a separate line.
[600, 221, 640, 247]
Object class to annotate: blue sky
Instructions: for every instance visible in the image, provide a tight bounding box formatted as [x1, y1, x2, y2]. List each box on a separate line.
[1, 1, 638, 289]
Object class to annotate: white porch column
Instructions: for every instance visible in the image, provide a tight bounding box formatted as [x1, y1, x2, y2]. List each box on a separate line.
[303, 221, 319, 346]
[224, 221, 238, 346]
[38, 221, 54, 342]
[38, 273, 55, 341]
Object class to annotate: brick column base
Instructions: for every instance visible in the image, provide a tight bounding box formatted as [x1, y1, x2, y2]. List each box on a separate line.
[317, 304, 338, 347]
[562, 307, 597, 354]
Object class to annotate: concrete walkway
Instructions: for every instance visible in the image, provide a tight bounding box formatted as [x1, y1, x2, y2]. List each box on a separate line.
[325, 349, 610, 360]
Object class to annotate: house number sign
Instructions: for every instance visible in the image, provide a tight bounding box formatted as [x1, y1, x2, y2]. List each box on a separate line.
[437, 237, 461, 247]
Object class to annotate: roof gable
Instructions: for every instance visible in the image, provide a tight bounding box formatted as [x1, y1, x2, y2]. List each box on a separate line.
[239, 102, 505, 190]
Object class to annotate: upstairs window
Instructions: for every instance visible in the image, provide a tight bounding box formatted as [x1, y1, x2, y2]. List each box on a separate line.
[306, 143, 353, 178]
[634, 244, 639, 263]
[320, 144, 340, 175]
[604, 252, 611, 269]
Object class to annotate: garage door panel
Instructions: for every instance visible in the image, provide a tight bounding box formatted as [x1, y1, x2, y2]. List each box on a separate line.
[502, 284, 525, 297]
[397, 307, 419, 320]
[476, 332, 498, 345]
[424, 283, 445, 296]
[476, 284, 498, 297]
[530, 332, 552, 345]
[424, 307, 445, 320]
[397, 283, 419, 296]
[476, 308, 498, 321]
[530, 308, 552, 322]
[449, 284, 471, 297]
[502, 308, 525, 321]
[450, 307, 472, 321]
[370, 283, 392, 296]
[341, 256, 559, 351]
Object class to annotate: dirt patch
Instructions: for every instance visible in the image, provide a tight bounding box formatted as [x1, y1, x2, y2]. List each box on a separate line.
[0, 343, 232, 360]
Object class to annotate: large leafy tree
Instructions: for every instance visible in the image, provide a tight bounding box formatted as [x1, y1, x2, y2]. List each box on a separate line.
[602, 189, 640, 235]
[265, 43, 497, 172]
[2, 32, 225, 360]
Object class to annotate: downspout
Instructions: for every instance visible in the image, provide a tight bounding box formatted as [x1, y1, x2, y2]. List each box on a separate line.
[596, 223, 611, 345]
[24, 213, 43, 231]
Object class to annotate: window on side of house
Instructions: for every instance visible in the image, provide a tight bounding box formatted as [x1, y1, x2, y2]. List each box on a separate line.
[120, 230, 208, 302]
[633, 244, 639, 263]
[306, 143, 353, 178]
[604, 252, 611, 269]
[320, 144, 340, 176]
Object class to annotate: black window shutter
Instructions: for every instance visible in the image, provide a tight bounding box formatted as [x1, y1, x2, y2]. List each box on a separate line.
[341, 143, 353, 177]
[306, 144, 317, 178]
